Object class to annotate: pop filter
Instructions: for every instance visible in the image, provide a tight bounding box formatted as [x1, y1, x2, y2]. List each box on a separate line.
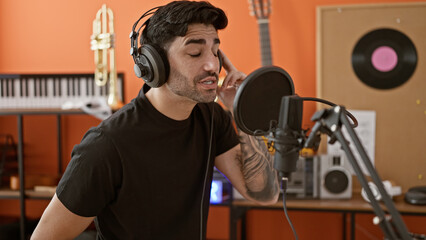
[233, 66, 295, 136]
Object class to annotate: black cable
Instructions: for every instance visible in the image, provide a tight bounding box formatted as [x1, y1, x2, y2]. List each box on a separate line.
[300, 97, 358, 128]
[200, 104, 215, 240]
[253, 97, 358, 139]
[281, 177, 299, 240]
[299, 97, 336, 106]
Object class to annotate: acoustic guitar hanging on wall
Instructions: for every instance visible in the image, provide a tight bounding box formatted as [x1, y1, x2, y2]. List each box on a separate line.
[248, 0, 273, 66]
[248, 0, 276, 152]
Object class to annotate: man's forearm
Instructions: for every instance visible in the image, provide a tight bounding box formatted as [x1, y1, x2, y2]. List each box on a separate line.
[238, 130, 279, 202]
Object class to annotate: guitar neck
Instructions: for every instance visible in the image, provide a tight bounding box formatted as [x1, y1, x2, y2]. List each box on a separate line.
[258, 19, 272, 66]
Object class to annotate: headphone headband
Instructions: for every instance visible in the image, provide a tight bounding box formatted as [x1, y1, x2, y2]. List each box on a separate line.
[129, 6, 160, 64]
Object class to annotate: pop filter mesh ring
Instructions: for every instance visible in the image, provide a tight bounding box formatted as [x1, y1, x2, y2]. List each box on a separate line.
[233, 66, 295, 136]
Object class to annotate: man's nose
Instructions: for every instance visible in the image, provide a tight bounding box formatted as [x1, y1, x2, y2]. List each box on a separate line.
[203, 53, 220, 72]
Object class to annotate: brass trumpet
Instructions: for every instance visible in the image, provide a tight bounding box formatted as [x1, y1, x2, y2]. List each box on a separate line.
[91, 4, 123, 110]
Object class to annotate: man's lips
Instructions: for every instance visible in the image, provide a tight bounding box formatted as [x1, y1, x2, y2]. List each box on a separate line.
[198, 76, 218, 89]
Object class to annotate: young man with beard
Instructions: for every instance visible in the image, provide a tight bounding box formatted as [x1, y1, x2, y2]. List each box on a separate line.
[32, 1, 279, 239]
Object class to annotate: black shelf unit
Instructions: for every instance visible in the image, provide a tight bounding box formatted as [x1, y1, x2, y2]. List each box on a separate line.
[1, 134, 17, 189]
[0, 109, 91, 240]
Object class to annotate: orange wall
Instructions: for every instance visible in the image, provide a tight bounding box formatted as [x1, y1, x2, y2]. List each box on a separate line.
[1, 0, 425, 238]
[1, 0, 424, 122]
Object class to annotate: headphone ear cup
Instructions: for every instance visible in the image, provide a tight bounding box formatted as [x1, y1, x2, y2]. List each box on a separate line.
[138, 44, 169, 88]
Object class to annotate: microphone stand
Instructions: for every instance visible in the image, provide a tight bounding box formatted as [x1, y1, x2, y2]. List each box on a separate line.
[305, 105, 412, 240]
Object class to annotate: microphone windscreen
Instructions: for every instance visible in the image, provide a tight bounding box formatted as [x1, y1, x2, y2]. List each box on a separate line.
[233, 66, 295, 136]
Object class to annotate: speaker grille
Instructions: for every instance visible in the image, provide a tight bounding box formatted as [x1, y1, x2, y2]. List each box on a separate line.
[324, 170, 349, 194]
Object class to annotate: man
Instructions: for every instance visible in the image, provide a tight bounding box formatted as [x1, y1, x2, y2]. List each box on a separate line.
[31, 1, 279, 239]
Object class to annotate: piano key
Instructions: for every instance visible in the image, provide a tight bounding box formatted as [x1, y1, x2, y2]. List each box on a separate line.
[0, 79, 4, 97]
[24, 78, 29, 97]
[33, 78, 38, 97]
[91, 77, 96, 96]
[3, 78, 7, 97]
[77, 77, 82, 96]
[43, 78, 48, 97]
[73, 77, 79, 96]
[27, 78, 35, 107]
[21, 78, 24, 97]
[13, 79, 20, 107]
[61, 77, 69, 104]
[45, 78, 53, 108]
[2, 79, 5, 97]
[0, 79, 4, 107]
[66, 78, 70, 97]
[85, 77, 90, 96]
[33, 78, 37, 97]
[28, 78, 35, 107]
[7, 79, 10, 97]
[52, 77, 57, 97]
[71, 78, 75, 96]
[80, 77, 88, 99]
[39, 78, 44, 97]
[57, 77, 61, 97]
[40, 78, 48, 108]
[94, 78, 101, 98]
[11, 78, 15, 97]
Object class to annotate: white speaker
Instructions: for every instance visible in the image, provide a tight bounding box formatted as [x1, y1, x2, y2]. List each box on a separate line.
[319, 154, 352, 199]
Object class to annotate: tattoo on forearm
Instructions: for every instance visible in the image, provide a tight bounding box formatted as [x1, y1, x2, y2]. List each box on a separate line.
[238, 131, 279, 201]
[239, 135, 268, 183]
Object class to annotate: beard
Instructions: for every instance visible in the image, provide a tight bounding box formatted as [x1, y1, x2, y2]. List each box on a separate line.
[167, 67, 218, 103]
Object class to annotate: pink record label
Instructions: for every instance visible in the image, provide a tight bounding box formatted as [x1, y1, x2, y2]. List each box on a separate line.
[371, 46, 398, 72]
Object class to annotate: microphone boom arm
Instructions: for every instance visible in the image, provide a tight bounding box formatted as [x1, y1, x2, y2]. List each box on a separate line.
[305, 105, 412, 240]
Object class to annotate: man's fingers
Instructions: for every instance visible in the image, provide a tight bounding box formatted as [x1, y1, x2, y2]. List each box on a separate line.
[218, 50, 246, 90]
[220, 50, 237, 73]
[221, 72, 244, 90]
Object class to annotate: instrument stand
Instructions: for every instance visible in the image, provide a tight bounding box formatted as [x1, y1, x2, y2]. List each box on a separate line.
[305, 105, 412, 240]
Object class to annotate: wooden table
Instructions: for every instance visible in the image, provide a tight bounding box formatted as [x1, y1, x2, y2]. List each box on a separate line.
[230, 195, 426, 240]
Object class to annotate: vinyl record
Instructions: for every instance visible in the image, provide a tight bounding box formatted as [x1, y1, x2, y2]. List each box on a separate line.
[351, 28, 417, 89]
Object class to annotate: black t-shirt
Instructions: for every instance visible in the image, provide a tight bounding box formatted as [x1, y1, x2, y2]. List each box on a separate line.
[56, 85, 239, 240]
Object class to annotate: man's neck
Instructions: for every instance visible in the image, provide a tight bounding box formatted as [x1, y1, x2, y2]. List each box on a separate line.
[145, 86, 196, 121]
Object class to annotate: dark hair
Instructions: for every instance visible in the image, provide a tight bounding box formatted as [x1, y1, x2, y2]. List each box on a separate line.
[141, 1, 228, 49]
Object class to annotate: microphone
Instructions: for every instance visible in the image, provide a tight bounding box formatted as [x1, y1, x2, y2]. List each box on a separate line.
[272, 95, 304, 178]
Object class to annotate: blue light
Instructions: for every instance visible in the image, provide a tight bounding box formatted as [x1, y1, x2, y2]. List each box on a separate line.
[210, 180, 223, 204]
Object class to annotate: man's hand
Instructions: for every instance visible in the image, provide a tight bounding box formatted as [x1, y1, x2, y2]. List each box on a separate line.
[217, 50, 246, 111]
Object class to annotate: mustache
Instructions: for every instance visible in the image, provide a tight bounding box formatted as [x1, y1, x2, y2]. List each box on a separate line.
[194, 72, 218, 82]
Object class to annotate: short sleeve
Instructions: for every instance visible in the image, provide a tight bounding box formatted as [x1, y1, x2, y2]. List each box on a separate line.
[56, 128, 122, 217]
[213, 104, 239, 156]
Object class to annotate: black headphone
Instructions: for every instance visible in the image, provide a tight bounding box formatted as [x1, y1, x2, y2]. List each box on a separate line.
[130, 6, 223, 88]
